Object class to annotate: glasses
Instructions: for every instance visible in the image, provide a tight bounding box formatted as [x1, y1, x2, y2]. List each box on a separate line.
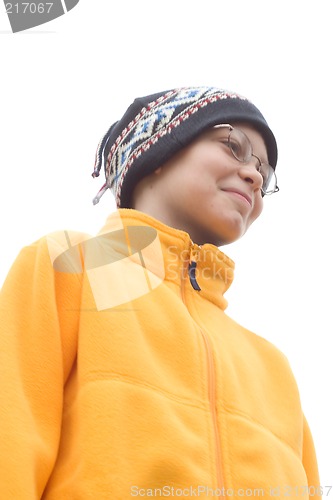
[214, 124, 279, 195]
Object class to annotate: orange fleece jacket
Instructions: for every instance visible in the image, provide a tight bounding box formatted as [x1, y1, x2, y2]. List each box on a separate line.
[0, 209, 321, 499]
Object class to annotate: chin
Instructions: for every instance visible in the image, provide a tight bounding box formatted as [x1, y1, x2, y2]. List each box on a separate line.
[189, 214, 247, 246]
[207, 224, 245, 246]
[197, 229, 242, 247]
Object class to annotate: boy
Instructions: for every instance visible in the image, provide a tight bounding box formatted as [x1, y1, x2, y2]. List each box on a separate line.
[0, 87, 321, 499]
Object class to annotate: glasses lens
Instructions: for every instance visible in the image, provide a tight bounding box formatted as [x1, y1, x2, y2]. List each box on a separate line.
[228, 128, 252, 162]
[260, 163, 277, 194]
[226, 126, 279, 195]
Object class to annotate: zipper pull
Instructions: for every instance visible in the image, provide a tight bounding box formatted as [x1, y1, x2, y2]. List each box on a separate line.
[188, 245, 201, 291]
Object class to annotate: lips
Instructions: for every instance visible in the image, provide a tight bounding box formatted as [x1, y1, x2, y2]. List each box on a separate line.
[222, 189, 253, 207]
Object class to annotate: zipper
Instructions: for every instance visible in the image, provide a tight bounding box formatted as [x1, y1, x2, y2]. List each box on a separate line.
[182, 244, 225, 498]
[201, 329, 225, 499]
[188, 244, 201, 291]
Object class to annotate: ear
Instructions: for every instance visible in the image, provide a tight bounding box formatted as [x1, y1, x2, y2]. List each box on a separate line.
[154, 167, 162, 175]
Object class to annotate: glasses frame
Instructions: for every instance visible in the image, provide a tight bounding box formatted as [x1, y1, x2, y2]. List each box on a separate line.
[214, 124, 279, 196]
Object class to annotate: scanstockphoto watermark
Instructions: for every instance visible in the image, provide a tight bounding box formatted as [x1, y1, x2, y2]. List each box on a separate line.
[166, 261, 233, 284]
[2, 0, 80, 32]
[131, 485, 265, 497]
[131, 485, 333, 497]
[46, 224, 233, 311]
[46, 226, 165, 310]
[166, 245, 234, 283]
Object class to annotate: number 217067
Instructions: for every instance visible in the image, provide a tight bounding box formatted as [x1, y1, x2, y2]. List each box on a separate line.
[5, 3, 53, 14]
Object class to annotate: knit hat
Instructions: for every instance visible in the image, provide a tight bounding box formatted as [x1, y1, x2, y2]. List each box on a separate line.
[92, 86, 278, 208]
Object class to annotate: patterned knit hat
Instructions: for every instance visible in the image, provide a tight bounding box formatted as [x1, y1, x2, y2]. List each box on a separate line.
[92, 86, 278, 208]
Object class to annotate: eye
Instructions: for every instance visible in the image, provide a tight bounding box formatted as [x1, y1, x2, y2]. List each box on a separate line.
[217, 137, 233, 154]
[218, 137, 229, 146]
[229, 139, 243, 158]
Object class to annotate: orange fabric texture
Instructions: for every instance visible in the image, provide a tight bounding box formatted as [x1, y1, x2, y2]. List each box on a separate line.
[0, 209, 321, 499]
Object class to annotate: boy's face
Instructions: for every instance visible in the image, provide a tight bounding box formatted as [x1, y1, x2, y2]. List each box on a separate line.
[132, 123, 268, 247]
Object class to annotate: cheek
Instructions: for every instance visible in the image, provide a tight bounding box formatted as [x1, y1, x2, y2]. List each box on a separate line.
[157, 147, 222, 201]
[251, 196, 264, 222]
[166, 162, 207, 195]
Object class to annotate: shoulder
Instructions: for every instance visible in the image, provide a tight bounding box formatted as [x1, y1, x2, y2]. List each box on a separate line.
[3, 229, 93, 288]
[42, 229, 92, 274]
[224, 312, 295, 375]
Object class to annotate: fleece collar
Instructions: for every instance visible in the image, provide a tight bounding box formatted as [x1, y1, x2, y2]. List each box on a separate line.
[96, 209, 235, 310]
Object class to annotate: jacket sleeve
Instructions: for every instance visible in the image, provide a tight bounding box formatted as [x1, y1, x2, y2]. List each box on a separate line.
[303, 414, 322, 499]
[0, 234, 83, 498]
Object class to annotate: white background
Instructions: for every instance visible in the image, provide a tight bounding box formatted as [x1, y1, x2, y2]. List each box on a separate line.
[1, 0, 332, 487]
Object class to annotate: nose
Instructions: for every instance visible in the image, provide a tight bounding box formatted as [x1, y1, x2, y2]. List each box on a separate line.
[238, 158, 263, 190]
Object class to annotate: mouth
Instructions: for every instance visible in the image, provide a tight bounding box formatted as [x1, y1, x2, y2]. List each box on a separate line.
[222, 189, 253, 207]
